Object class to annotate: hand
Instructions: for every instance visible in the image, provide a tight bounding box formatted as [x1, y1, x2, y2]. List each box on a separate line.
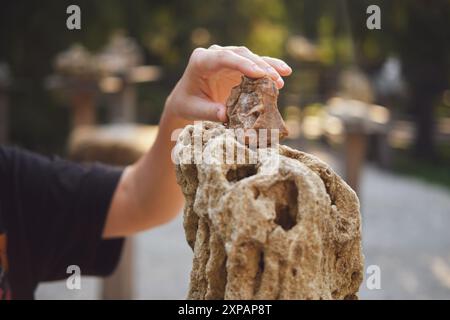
[165, 45, 292, 123]
[103, 46, 292, 238]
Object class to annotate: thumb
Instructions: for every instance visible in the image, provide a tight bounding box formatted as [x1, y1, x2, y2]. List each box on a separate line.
[184, 96, 227, 122]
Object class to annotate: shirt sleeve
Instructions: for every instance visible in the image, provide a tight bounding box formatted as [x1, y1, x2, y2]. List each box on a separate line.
[0, 146, 125, 287]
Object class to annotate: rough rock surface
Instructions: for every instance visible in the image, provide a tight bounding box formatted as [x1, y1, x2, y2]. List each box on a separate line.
[174, 122, 364, 300]
[226, 76, 288, 142]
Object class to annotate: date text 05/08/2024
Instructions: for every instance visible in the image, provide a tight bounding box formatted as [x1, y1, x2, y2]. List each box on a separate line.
[178, 304, 272, 318]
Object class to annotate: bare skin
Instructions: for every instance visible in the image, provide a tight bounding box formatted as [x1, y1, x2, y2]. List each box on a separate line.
[103, 45, 292, 238]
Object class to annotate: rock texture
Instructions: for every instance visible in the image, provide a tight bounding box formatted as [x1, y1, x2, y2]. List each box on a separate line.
[226, 76, 288, 143]
[174, 121, 364, 300]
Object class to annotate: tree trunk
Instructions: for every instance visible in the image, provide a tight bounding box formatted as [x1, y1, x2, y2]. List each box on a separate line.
[411, 86, 437, 160]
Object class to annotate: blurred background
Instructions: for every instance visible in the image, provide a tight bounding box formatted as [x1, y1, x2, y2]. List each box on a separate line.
[1, 0, 450, 299]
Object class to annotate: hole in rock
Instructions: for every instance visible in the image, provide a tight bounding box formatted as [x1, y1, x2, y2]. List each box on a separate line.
[274, 180, 298, 231]
[254, 251, 265, 294]
[226, 165, 257, 182]
[258, 251, 265, 272]
[275, 204, 296, 230]
[351, 271, 361, 281]
[253, 187, 260, 199]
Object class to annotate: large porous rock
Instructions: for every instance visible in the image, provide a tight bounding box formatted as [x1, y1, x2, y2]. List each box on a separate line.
[174, 121, 363, 300]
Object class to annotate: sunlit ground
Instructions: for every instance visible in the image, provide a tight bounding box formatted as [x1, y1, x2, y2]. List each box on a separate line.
[36, 142, 450, 300]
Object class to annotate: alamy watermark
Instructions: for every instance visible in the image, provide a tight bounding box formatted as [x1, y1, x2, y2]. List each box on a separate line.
[66, 265, 81, 290]
[171, 121, 282, 171]
[366, 264, 381, 290]
[66, 5, 81, 30]
[367, 5, 381, 30]
[65, 5, 380, 32]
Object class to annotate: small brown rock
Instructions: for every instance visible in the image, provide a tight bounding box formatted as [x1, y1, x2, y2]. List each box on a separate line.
[226, 76, 289, 144]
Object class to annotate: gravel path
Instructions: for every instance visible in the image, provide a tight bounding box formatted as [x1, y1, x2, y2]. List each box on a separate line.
[36, 161, 450, 300]
[359, 166, 450, 299]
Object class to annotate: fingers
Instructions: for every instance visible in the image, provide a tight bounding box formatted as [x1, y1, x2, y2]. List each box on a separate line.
[182, 46, 292, 123]
[261, 56, 292, 76]
[209, 45, 292, 88]
[215, 46, 283, 87]
[193, 47, 266, 79]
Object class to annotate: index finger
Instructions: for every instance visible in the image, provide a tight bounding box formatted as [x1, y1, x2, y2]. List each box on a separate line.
[194, 48, 266, 78]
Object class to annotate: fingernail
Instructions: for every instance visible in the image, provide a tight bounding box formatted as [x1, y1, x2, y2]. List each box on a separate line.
[277, 77, 284, 87]
[282, 63, 292, 72]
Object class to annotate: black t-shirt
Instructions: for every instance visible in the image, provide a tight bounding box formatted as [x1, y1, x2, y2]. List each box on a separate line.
[0, 146, 124, 299]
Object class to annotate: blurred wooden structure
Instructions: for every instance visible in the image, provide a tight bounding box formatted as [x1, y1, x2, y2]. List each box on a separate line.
[46, 44, 99, 128]
[68, 124, 158, 299]
[95, 32, 161, 123]
[47, 34, 161, 129]
[322, 68, 390, 194]
[326, 98, 390, 194]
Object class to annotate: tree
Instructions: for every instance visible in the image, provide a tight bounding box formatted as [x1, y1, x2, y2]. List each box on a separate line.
[349, 0, 450, 160]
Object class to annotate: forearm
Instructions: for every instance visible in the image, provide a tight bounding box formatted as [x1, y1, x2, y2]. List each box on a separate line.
[103, 104, 190, 238]
[131, 105, 191, 225]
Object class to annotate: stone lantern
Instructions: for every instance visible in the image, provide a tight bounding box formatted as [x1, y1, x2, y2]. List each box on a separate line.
[48, 44, 99, 128]
[95, 32, 161, 123]
[326, 97, 390, 194]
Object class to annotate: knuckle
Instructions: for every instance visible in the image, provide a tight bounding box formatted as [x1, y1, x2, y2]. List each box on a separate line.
[235, 46, 250, 54]
[208, 44, 221, 50]
[191, 47, 206, 58]
[257, 58, 271, 68]
[263, 57, 276, 67]
[216, 49, 231, 61]
[190, 47, 207, 65]
[262, 56, 283, 66]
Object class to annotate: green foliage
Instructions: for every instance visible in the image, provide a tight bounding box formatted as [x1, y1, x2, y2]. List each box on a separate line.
[1, 0, 450, 158]
[393, 146, 450, 190]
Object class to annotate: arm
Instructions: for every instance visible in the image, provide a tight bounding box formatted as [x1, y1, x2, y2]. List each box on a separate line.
[103, 45, 292, 238]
